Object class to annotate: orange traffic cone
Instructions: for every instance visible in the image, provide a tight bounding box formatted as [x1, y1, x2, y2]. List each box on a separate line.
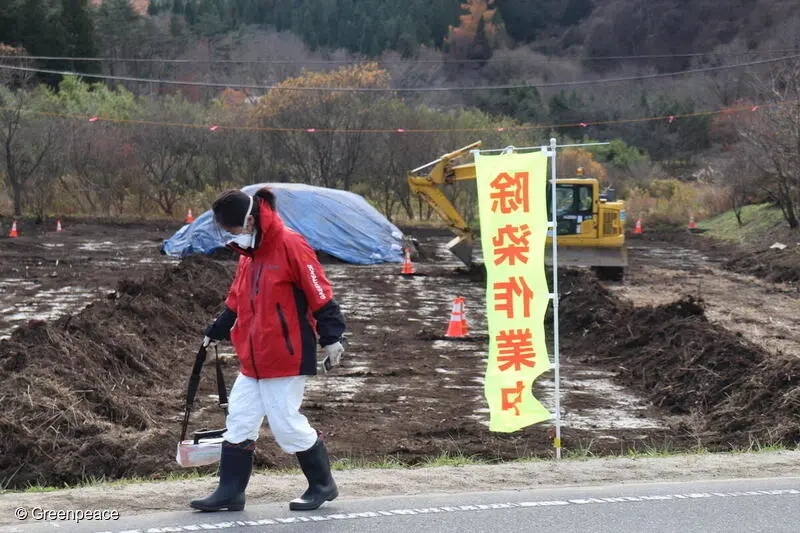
[445, 296, 467, 338]
[688, 216, 697, 230]
[56, 219, 63, 232]
[401, 248, 414, 275]
[185, 208, 194, 223]
[8, 219, 18, 238]
[633, 217, 643, 234]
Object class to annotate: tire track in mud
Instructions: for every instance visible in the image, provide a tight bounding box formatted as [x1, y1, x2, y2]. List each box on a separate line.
[611, 242, 800, 359]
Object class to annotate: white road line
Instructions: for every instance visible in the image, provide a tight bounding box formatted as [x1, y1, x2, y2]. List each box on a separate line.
[90, 488, 800, 533]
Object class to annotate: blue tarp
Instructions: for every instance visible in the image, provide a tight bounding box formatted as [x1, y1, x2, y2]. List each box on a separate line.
[162, 183, 405, 264]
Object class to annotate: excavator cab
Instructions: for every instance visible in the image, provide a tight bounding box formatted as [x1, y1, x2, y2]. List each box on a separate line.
[546, 182, 595, 236]
[544, 178, 627, 281]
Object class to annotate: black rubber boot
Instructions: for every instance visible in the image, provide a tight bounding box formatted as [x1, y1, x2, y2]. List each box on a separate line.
[289, 437, 338, 511]
[190, 440, 254, 512]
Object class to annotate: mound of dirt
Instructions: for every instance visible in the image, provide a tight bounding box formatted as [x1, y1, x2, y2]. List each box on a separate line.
[725, 246, 800, 284]
[553, 269, 633, 332]
[0, 255, 240, 490]
[559, 269, 799, 447]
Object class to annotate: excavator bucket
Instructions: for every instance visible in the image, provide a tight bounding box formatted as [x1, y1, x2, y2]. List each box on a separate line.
[446, 236, 474, 267]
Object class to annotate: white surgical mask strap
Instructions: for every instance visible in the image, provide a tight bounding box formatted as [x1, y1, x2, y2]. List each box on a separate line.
[242, 195, 254, 230]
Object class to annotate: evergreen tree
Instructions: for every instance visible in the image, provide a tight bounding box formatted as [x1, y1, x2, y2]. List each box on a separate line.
[184, 0, 196, 24]
[493, 0, 552, 42]
[0, 1, 20, 46]
[468, 15, 492, 61]
[169, 0, 465, 56]
[16, 0, 52, 56]
[560, 0, 592, 25]
[59, 0, 98, 72]
[93, 0, 142, 59]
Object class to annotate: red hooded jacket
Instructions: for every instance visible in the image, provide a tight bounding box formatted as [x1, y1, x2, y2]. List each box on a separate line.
[222, 194, 346, 378]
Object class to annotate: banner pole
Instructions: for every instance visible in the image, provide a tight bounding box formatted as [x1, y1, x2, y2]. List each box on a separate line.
[548, 137, 562, 460]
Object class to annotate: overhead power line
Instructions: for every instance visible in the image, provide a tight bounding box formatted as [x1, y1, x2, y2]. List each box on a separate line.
[0, 100, 775, 134]
[0, 54, 797, 92]
[6, 48, 800, 64]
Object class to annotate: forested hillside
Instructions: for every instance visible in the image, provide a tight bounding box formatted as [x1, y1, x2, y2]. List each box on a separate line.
[1, 0, 799, 230]
[5, 0, 799, 66]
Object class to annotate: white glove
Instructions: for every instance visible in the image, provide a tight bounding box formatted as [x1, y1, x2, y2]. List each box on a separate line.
[321, 341, 344, 373]
[202, 336, 214, 347]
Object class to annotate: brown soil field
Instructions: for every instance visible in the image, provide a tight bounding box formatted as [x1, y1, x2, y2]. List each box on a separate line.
[0, 217, 797, 490]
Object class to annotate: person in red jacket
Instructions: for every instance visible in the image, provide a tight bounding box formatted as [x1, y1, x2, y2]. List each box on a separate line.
[190, 187, 346, 513]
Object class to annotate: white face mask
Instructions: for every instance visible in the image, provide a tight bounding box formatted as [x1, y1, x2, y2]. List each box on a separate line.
[226, 195, 255, 249]
[229, 231, 255, 249]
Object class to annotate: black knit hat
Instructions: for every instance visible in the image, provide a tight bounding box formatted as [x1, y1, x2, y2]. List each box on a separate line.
[212, 190, 253, 229]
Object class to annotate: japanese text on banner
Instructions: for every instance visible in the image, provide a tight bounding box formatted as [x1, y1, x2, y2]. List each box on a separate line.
[475, 151, 552, 433]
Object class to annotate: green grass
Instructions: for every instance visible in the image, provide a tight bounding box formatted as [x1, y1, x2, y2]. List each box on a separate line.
[8, 444, 799, 494]
[14, 470, 210, 493]
[697, 203, 786, 244]
[333, 450, 486, 470]
[417, 450, 486, 467]
[8, 452, 483, 493]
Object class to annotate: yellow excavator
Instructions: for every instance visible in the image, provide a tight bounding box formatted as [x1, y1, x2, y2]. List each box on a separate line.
[407, 141, 628, 281]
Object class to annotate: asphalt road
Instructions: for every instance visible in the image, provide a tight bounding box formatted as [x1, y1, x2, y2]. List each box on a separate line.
[3, 477, 799, 533]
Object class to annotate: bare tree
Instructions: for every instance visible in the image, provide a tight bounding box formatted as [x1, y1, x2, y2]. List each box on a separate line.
[358, 112, 440, 221]
[0, 81, 60, 217]
[195, 102, 276, 188]
[66, 122, 137, 215]
[131, 97, 208, 215]
[26, 121, 68, 219]
[262, 95, 375, 191]
[724, 150, 762, 227]
[254, 63, 391, 192]
[737, 63, 800, 228]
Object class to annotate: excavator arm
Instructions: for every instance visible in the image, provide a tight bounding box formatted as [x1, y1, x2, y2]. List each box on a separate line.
[406, 141, 482, 266]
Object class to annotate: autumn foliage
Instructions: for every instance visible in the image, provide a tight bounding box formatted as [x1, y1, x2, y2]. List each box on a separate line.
[0, 44, 20, 55]
[216, 88, 249, 108]
[557, 148, 608, 184]
[254, 62, 391, 120]
[444, 0, 501, 60]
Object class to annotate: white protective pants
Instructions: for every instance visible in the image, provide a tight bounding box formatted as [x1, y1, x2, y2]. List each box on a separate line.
[222, 373, 319, 454]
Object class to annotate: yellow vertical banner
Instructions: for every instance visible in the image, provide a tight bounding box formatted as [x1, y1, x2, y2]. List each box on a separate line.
[475, 150, 552, 432]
